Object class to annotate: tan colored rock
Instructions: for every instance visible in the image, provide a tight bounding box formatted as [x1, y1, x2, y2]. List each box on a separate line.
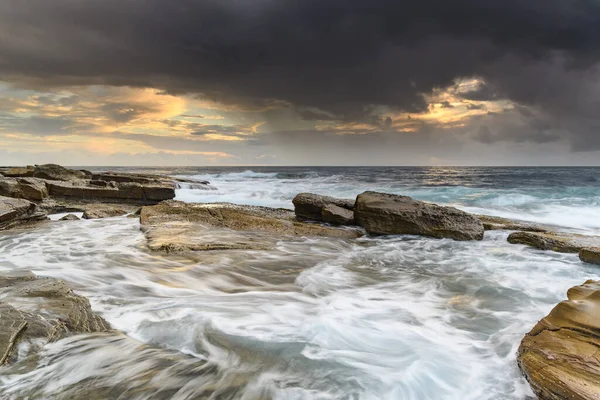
[518, 280, 600, 400]
[46, 180, 175, 203]
[0, 166, 34, 178]
[579, 247, 600, 265]
[321, 203, 355, 225]
[82, 204, 127, 219]
[32, 164, 86, 181]
[354, 191, 484, 241]
[140, 201, 362, 252]
[477, 215, 548, 232]
[0, 272, 110, 365]
[16, 177, 48, 201]
[0, 195, 46, 230]
[507, 231, 600, 253]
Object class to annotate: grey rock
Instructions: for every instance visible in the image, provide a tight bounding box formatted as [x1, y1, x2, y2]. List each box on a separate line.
[292, 193, 354, 221]
[321, 203, 355, 225]
[354, 191, 484, 241]
[59, 213, 80, 221]
[507, 231, 600, 253]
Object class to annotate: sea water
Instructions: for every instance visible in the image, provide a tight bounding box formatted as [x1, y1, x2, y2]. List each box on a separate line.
[1, 166, 599, 399]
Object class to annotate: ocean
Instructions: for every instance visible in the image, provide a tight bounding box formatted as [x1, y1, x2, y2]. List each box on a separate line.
[1, 166, 599, 399]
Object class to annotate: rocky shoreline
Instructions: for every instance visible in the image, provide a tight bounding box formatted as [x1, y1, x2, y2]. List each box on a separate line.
[1, 164, 599, 399]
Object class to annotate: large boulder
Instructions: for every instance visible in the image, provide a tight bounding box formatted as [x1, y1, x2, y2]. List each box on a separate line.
[32, 164, 86, 181]
[292, 193, 355, 222]
[507, 231, 600, 253]
[579, 248, 600, 265]
[354, 191, 484, 241]
[517, 280, 600, 399]
[82, 204, 127, 219]
[140, 201, 362, 252]
[0, 196, 46, 230]
[0, 271, 111, 365]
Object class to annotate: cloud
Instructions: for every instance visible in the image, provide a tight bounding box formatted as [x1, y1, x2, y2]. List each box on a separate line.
[1, 0, 600, 155]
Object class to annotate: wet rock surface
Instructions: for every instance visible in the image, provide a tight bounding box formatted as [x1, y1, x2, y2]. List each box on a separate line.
[518, 280, 600, 400]
[354, 191, 484, 241]
[0, 272, 110, 365]
[141, 201, 362, 252]
[321, 203, 355, 225]
[507, 231, 600, 253]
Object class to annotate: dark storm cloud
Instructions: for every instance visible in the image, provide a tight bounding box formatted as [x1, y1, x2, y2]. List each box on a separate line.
[1, 0, 600, 146]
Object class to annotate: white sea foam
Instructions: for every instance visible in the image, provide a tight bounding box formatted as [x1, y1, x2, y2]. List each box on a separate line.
[0, 215, 598, 399]
[1, 168, 599, 398]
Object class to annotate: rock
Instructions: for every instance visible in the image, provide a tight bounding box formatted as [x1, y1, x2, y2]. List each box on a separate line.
[321, 203, 355, 225]
[46, 180, 175, 203]
[0, 272, 110, 364]
[517, 280, 600, 400]
[0, 166, 34, 178]
[82, 204, 127, 219]
[80, 169, 93, 177]
[354, 191, 484, 241]
[140, 201, 362, 252]
[579, 247, 600, 265]
[32, 164, 86, 181]
[0, 177, 49, 201]
[0, 178, 21, 198]
[16, 177, 48, 201]
[59, 213, 80, 221]
[477, 215, 548, 232]
[0, 196, 46, 230]
[293, 193, 354, 221]
[507, 231, 600, 253]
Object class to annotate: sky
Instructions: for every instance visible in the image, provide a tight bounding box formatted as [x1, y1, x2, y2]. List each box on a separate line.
[1, 0, 600, 166]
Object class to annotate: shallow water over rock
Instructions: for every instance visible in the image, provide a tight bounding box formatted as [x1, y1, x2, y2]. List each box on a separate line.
[1, 215, 599, 399]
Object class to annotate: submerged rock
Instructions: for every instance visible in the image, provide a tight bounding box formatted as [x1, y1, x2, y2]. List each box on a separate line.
[507, 231, 600, 253]
[477, 215, 548, 232]
[0, 272, 110, 365]
[82, 204, 128, 219]
[354, 191, 484, 241]
[518, 280, 600, 399]
[141, 201, 362, 252]
[292, 193, 354, 222]
[579, 248, 600, 265]
[0, 196, 46, 230]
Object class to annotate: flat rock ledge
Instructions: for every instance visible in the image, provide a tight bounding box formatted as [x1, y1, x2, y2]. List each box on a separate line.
[507, 231, 600, 254]
[518, 280, 600, 400]
[354, 191, 484, 241]
[0, 271, 110, 365]
[140, 200, 363, 252]
[477, 215, 549, 232]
